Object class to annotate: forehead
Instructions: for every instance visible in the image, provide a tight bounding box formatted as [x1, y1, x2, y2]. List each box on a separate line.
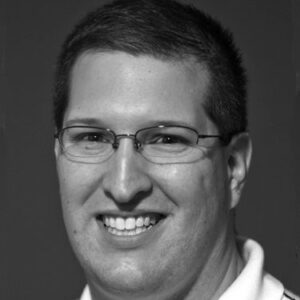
[66, 51, 213, 131]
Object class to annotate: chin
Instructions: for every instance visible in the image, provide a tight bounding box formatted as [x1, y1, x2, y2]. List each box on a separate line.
[90, 272, 158, 298]
[86, 259, 165, 298]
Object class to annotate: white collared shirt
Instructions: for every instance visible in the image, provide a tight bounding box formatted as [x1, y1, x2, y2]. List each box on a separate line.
[79, 238, 298, 300]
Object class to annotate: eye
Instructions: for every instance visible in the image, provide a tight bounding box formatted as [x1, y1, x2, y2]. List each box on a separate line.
[84, 133, 104, 142]
[71, 131, 110, 143]
[152, 134, 190, 145]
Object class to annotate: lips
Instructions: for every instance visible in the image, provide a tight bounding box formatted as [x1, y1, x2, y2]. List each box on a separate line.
[97, 213, 165, 236]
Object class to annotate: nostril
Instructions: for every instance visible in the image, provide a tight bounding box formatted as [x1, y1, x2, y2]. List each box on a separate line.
[112, 142, 119, 149]
[135, 140, 142, 150]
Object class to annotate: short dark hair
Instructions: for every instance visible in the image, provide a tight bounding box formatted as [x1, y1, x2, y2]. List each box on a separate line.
[54, 0, 247, 141]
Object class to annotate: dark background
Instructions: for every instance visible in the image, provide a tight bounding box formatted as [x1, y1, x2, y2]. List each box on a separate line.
[1, 0, 299, 299]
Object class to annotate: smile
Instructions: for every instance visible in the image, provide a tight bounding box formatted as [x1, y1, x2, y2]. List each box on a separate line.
[99, 214, 165, 236]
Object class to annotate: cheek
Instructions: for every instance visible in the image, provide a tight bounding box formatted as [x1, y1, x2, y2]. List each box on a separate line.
[151, 157, 229, 235]
[56, 158, 102, 231]
[57, 158, 100, 204]
[152, 158, 227, 207]
[143, 161, 229, 281]
[56, 159, 103, 256]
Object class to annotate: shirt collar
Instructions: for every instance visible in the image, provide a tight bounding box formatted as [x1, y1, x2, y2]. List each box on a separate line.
[80, 238, 284, 300]
[80, 285, 91, 300]
[219, 238, 283, 300]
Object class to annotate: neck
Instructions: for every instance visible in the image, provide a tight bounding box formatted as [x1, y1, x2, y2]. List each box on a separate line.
[182, 232, 244, 300]
[208, 237, 244, 300]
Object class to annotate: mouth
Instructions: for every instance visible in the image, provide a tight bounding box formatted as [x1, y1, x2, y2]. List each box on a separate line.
[97, 213, 166, 237]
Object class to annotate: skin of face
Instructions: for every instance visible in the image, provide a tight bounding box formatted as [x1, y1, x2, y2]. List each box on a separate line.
[55, 52, 251, 300]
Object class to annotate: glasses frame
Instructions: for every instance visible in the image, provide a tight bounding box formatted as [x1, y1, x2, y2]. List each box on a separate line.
[54, 124, 224, 149]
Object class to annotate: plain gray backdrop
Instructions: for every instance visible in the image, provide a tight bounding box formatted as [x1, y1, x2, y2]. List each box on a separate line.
[1, 0, 299, 299]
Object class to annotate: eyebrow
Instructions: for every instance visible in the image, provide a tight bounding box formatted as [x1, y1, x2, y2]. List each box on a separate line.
[64, 118, 104, 127]
[145, 120, 196, 128]
[64, 118, 197, 130]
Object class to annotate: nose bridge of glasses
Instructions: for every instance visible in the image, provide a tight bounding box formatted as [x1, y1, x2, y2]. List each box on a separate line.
[113, 133, 140, 149]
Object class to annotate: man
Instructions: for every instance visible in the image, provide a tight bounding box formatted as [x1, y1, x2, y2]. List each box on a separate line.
[53, 0, 299, 299]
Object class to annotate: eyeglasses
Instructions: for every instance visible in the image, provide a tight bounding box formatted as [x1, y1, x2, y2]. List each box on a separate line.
[54, 125, 223, 164]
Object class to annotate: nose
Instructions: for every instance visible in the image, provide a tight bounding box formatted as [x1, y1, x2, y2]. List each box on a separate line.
[102, 138, 152, 204]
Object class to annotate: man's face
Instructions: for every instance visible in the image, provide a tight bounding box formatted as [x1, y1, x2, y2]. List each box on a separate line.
[55, 52, 234, 298]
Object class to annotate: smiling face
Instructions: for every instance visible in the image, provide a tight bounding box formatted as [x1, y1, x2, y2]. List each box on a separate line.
[55, 52, 238, 299]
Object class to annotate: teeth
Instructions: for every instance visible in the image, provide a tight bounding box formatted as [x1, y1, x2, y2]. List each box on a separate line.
[104, 217, 110, 226]
[116, 217, 125, 230]
[107, 226, 150, 236]
[125, 218, 135, 230]
[150, 216, 156, 225]
[136, 217, 144, 227]
[109, 217, 115, 228]
[102, 215, 161, 235]
[144, 216, 150, 226]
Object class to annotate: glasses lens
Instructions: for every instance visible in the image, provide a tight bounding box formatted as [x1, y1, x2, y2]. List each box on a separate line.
[137, 126, 203, 163]
[60, 127, 114, 162]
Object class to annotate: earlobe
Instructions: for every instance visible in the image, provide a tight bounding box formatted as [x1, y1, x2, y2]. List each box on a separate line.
[54, 139, 60, 158]
[227, 133, 252, 209]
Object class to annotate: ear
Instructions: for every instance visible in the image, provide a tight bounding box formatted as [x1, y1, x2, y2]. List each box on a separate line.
[54, 136, 60, 158]
[226, 133, 252, 209]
